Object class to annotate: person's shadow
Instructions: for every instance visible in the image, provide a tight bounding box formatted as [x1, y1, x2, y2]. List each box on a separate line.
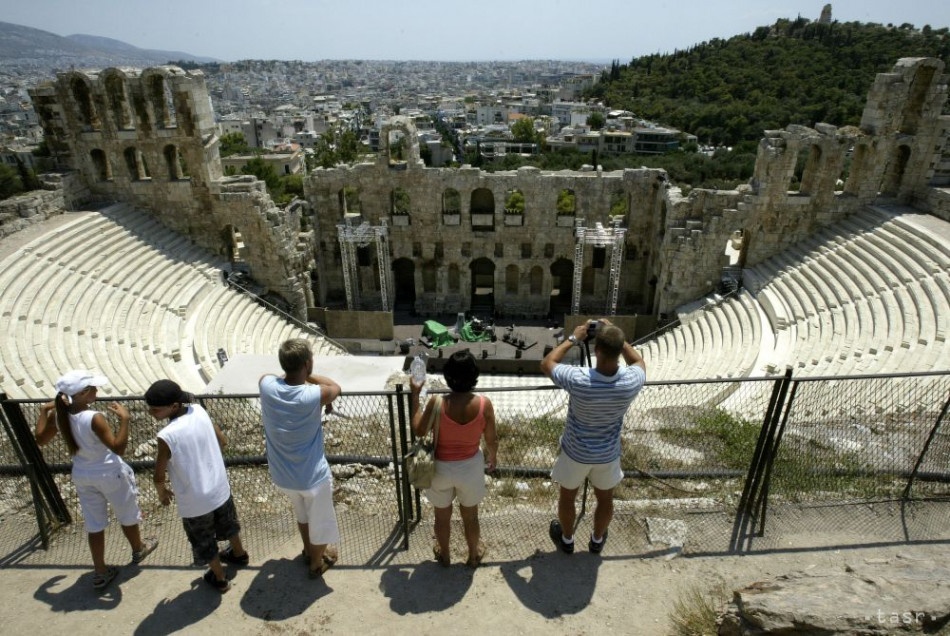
[499, 549, 602, 617]
[34, 572, 124, 611]
[239, 557, 333, 620]
[134, 573, 222, 635]
[378, 561, 474, 614]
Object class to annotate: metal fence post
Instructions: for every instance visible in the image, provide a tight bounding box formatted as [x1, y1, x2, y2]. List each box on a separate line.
[394, 383, 415, 549]
[387, 391, 409, 549]
[901, 388, 950, 500]
[0, 394, 71, 527]
[730, 367, 793, 552]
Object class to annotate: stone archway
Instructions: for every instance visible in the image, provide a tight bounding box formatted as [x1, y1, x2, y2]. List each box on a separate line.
[550, 258, 573, 315]
[470, 257, 495, 314]
[392, 257, 416, 309]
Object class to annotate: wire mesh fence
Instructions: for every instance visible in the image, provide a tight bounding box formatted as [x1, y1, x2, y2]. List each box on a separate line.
[1, 371, 948, 569]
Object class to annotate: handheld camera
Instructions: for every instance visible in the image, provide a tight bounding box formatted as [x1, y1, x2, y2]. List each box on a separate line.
[585, 319, 605, 343]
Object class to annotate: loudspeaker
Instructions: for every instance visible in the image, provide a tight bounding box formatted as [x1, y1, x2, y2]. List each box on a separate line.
[356, 245, 372, 266]
[592, 246, 606, 269]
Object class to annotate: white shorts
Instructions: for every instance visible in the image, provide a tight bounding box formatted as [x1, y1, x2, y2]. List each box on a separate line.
[279, 478, 341, 545]
[426, 450, 486, 508]
[73, 463, 142, 533]
[551, 453, 623, 491]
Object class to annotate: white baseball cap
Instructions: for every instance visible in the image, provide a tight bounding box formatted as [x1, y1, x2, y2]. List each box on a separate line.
[55, 370, 109, 397]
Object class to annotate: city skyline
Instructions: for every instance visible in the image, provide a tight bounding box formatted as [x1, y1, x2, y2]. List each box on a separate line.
[7, 0, 949, 63]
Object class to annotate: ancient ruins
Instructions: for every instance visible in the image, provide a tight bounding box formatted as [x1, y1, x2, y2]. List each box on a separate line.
[24, 58, 950, 342]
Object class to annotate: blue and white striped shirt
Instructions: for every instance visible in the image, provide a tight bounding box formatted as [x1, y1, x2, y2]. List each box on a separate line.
[550, 364, 646, 464]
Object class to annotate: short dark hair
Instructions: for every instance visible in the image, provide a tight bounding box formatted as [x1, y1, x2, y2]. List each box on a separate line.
[443, 350, 479, 392]
[278, 339, 312, 373]
[594, 325, 625, 358]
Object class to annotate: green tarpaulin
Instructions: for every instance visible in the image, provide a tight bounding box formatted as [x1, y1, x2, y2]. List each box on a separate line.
[458, 321, 492, 342]
[422, 320, 455, 347]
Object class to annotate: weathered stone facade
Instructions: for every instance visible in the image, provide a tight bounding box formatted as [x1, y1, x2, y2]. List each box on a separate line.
[28, 66, 313, 318]
[26, 58, 949, 327]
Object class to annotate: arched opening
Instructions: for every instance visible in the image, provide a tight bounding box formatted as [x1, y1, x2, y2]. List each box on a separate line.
[164, 144, 184, 180]
[796, 144, 821, 195]
[391, 187, 410, 223]
[448, 263, 460, 293]
[422, 262, 437, 293]
[104, 73, 132, 130]
[388, 129, 407, 167]
[90, 149, 111, 181]
[529, 266, 543, 296]
[442, 188, 460, 214]
[471, 188, 495, 231]
[609, 189, 629, 217]
[339, 186, 361, 218]
[392, 258, 416, 309]
[148, 75, 177, 129]
[123, 147, 148, 180]
[220, 224, 247, 269]
[505, 264, 519, 294]
[470, 257, 495, 313]
[880, 145, 911, 197]
[550, 258, 573, 314]
[844, 144, 869, 195]
[504, 188, 525, 214]
[556, 188, 576, 223]
[70, 77, 99, 130]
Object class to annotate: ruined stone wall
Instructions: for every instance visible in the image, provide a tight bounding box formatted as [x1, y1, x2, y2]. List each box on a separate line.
[28, 66, 312, 319]
[23, 58, 950, 323]
[306, 159, 671, 317]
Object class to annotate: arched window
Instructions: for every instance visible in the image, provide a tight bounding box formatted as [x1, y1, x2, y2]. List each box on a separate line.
[164, 144, 183, 180]
[70, 77, 99, 130]
[530, 266, 543, 295]
[448, 264, 460, 293]
[422, 263, 437, 293]
[391, 187, 410, 222]
[471, 188, 495, 231]
[506, 264, 519, 294]
[104, 73, 133, 130]
[90, 149, 111, 181]
[148, 75, 177, 129]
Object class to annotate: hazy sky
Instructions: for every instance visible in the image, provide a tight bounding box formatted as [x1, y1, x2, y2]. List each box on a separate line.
[6, 0, 949, 62]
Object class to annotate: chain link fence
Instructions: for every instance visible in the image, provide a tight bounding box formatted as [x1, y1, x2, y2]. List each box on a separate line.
[1, 371, 948, 569]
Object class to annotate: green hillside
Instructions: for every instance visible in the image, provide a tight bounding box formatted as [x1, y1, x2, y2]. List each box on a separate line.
[590, 18, 950, 147]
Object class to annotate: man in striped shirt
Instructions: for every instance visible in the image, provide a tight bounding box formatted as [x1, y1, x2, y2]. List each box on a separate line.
[540, 319, 646, 554]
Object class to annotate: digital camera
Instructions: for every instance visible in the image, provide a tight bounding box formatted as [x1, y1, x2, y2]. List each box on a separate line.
[585, 319, 604, 342]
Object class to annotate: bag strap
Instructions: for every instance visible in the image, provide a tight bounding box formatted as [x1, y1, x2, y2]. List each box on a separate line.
[426, 395, 443, 446]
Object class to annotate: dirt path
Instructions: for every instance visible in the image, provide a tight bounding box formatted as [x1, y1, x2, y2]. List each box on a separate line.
[4, 535, 948, 635]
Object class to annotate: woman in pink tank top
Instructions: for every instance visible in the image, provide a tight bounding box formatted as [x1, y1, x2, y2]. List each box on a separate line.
[410, 350, 498, 568]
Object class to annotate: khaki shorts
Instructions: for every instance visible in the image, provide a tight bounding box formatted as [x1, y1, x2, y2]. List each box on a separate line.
[551, 452, 623, 491]
[425, 450, 486, 508]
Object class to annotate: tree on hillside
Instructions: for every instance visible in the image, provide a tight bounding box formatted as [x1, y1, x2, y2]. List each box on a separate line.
[0, 164, 23, 200]
[220, 132, 250, 157]
[511, 117, 538, 143]
[241, 156, 281, 194]
[587, 112, 605, 130]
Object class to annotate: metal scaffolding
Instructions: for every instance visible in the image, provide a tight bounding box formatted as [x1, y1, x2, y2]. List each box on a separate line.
[572, 218, 626, 316]
[337, 219, 393, 311]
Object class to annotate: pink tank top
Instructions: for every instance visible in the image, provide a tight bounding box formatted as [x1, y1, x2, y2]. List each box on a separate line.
[435, 395, 486, 461]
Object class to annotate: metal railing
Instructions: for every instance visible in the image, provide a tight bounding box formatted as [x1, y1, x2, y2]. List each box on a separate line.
[1, 370, 948, 566]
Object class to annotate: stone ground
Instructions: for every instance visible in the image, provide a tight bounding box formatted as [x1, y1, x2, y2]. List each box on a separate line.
[3, 533, 950, 635]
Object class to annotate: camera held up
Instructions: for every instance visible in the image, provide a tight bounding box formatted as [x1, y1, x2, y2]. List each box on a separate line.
[585, 319, 605, 343]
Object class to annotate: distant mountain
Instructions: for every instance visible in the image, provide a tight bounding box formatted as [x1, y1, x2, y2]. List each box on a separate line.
[0, 21, 218, 70]
[66, 33, 219, 64]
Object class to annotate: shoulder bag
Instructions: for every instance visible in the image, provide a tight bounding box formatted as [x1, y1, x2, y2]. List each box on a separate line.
[406, 395, 443, 489]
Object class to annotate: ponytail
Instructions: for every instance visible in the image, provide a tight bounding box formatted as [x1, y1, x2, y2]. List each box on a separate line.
[54, 392, 79, 456]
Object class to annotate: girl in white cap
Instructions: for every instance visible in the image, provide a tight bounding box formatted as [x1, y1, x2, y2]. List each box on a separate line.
[34, 369, 157, 591]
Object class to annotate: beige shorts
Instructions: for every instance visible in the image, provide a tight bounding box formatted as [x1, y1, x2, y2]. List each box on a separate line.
[551, 452, 623, 491]
[425, 450, 486, 508]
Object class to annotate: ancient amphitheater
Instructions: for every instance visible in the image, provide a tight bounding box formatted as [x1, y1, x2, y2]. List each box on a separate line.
[1, 57, 947, 398]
